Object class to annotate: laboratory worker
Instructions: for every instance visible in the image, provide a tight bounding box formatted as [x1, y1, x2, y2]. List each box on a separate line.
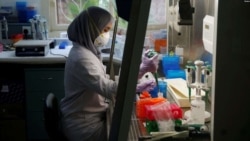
[60, 6, 159, 141]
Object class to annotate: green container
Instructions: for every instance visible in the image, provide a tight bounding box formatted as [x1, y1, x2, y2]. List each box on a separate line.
[145, 120, 159, 133]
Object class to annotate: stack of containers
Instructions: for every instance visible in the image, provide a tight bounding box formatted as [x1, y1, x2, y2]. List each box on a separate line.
[151, 29, 167, 53]
[136, 94, 166, 120]
[145, 102, 183, 133]
[162, 55, 186, 79]
[136, 92, 183, 134]
[16, 1, 37, 23]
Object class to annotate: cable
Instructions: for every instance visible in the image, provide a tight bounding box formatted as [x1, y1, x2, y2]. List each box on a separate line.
[49, 48, 68, 59]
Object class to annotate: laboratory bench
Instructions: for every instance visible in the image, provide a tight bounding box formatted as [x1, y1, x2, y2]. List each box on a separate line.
[0, 46, 211, 141]
[0, 62, 65, 141]
[0, 45, 71, 141]
[0, 45, 122, 141]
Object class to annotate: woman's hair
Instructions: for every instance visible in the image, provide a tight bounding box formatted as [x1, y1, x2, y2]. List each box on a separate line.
[67, 6, 113, 57]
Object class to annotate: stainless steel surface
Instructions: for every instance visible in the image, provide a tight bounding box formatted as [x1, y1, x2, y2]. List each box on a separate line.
[167, 0, 215, 64]
[128, 111, 141, 141]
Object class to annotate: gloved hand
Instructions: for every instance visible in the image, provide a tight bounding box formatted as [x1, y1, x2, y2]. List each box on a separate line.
[138, 50, 159, 78]
[136, 79, 156, 93]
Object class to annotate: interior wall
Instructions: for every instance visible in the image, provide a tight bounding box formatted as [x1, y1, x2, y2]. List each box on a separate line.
[167, 0, 215, 66]
[0, 0, 41, 16]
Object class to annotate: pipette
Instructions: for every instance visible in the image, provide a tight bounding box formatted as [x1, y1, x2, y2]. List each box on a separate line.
[146, 49, 160, 95]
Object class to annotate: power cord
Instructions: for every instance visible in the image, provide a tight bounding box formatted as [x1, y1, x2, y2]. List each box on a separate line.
[49, 48, 68, 59]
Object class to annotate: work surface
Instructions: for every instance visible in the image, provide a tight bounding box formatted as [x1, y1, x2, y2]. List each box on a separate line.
[0, 43, 211, 140]
[0, 45, 122, 64]
[127, 93, 211, 141]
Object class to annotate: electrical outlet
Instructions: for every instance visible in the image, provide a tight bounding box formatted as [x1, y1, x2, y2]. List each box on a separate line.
[22, 26, 31, 35]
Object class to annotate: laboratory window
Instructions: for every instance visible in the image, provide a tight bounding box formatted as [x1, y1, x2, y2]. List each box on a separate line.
[45, 0, 168, 33]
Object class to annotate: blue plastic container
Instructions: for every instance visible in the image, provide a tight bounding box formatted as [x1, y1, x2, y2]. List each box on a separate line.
[149, 81, 168, 98]
[158, 81, 167, 98]
[59, 41, 68, 49]
[16, 1, 27, 10]
[162, 55, 180, 77]
[149, 86, 158, 98]
[16, 2, 37, 23]
[26, 8, 37, 20]
[16, 1, 27, 22]
[166, 70, 186, 79]
[17, 8, 37, 23]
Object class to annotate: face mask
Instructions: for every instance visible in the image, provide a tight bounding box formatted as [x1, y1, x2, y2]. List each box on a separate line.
[94, 32, 110, 47]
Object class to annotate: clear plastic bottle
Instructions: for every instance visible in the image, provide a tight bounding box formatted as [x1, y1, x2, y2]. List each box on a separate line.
[190, 95, 205, 124]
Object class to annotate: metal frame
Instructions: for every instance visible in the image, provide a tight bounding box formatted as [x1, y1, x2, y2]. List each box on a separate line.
[109, 0, 151, 141]
[212, 0, 250, 141]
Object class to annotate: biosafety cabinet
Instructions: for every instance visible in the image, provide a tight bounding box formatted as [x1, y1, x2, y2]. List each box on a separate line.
[0, 0, 249, 140]
[109, 0, 250, 141]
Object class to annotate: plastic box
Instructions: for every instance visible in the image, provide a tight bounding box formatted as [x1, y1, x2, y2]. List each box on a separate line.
[16, 2, 37, 23]
[167, 70, 186, 79]
[145, 102, 183, 120]
[17, 8, 37, 23]
[162, 55, 180, 76]
[154, 39, 167, 53]
[136, 97, 166, 120]
[16, 1, 27, 10]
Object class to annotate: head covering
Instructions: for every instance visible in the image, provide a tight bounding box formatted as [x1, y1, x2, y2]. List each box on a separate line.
[67, 6, 113, 58]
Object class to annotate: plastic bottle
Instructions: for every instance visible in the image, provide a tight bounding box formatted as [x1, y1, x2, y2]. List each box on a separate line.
[190, 95, 205, 124]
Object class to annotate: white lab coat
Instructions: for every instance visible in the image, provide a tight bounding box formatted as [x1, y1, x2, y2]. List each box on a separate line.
[60, 44, 117, 141]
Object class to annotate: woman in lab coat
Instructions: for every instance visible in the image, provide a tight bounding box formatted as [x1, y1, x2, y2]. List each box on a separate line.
[60, 6, 159, 141]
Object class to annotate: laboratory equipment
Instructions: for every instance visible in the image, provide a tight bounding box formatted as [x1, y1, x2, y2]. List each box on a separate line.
[0, 16, 8, 40]
[178, 0, 194, 25]
[145, 49, 160, 96]
[202, 15, 215, 54]
[14, 40, 53, 56]
[184, 60, 212, 123]
[0, 7, 12, 40]
[29, 15, 48, 40]
[138, 71, 158, 97]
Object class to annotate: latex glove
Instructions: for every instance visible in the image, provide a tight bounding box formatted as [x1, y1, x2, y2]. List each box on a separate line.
[138, 50, 159, 78]
[136, 79, 156, 93]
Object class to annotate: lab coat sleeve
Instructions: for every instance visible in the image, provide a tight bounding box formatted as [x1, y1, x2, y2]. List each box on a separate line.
[75, 57, 117, 99]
